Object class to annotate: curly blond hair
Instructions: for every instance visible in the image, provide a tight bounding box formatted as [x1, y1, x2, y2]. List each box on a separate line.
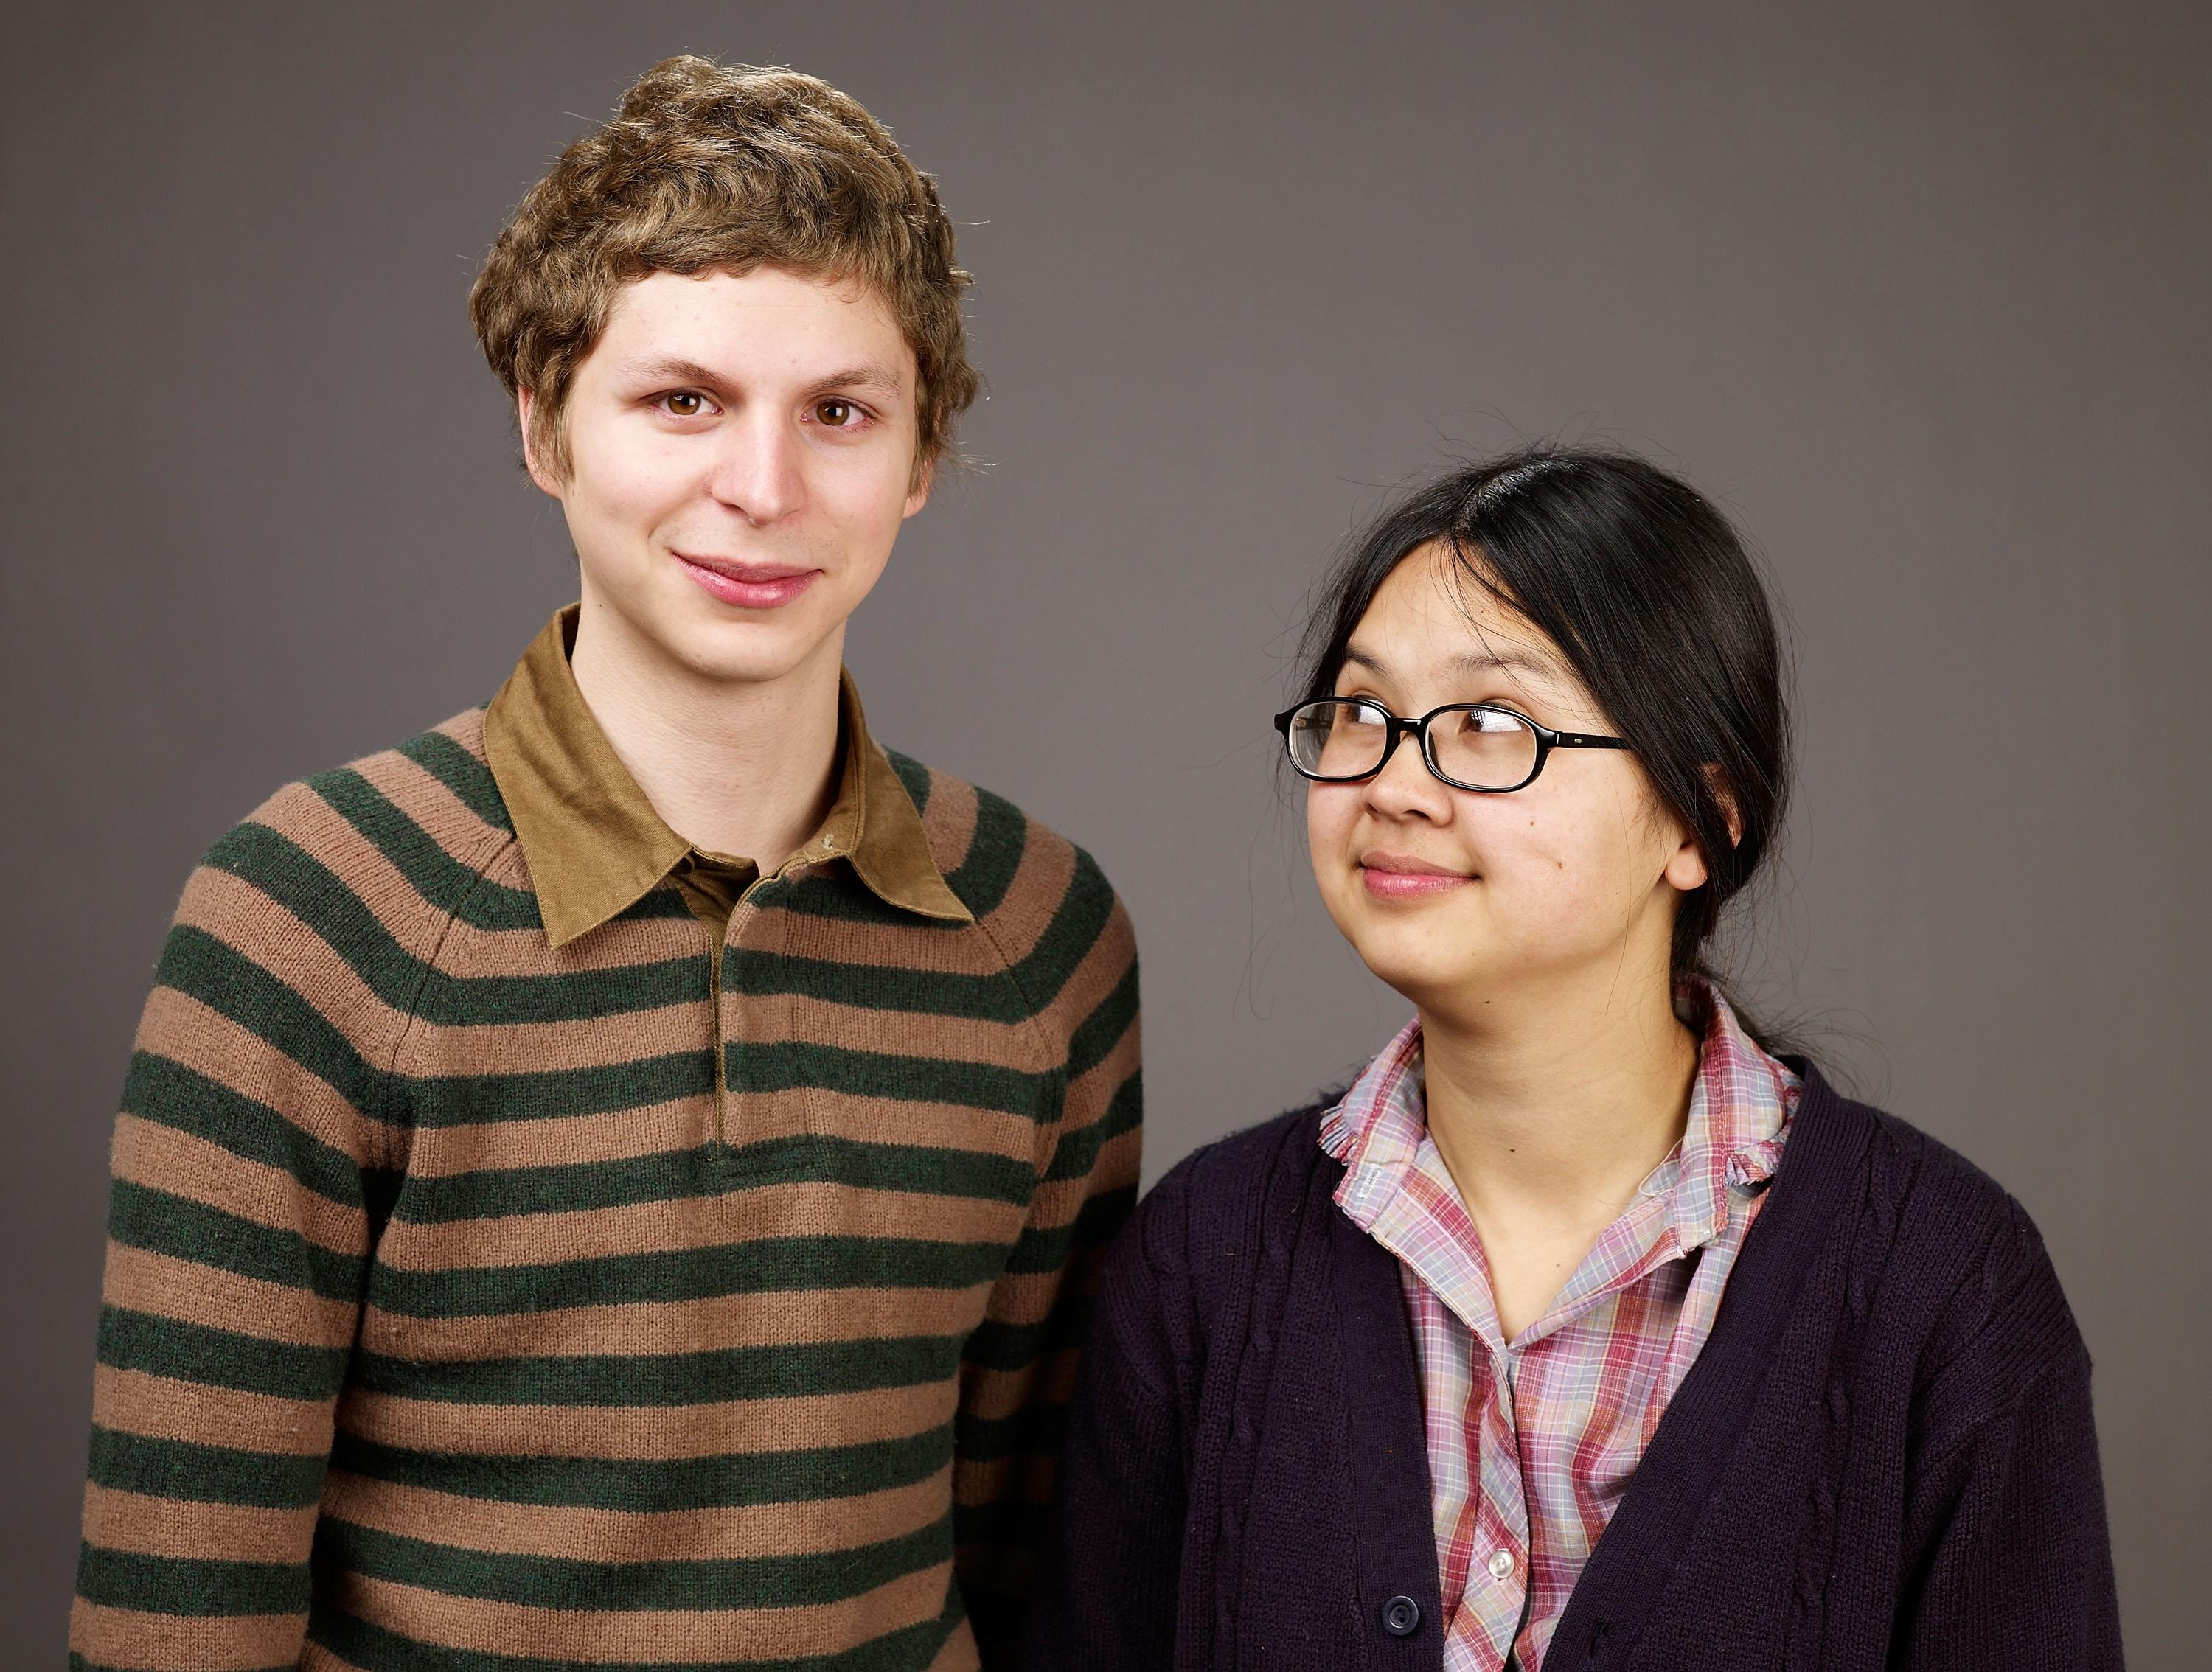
[470, 56, 978, 485]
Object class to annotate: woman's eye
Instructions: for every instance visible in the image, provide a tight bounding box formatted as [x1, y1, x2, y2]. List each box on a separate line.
[663, 391, 706, 417]
[815, 400, 858, 428]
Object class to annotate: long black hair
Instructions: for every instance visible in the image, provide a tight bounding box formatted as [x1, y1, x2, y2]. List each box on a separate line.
[1294, 443, 1791, 997]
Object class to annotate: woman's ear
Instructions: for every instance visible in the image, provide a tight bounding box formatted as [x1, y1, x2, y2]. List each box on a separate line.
[1661, 766, 1739, 895]
[1663, 829, 1711, 893]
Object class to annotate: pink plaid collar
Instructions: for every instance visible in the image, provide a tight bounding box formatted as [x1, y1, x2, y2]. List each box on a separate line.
[1319, 981, 1793, 1278]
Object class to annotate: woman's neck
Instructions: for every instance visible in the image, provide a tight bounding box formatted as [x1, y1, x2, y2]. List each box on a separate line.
[1417, 968, 1700, 1248]
[568, 599, 845, 870]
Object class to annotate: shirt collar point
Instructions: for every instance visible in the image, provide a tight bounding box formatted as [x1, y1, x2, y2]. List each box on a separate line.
[860, 862, 976, 924]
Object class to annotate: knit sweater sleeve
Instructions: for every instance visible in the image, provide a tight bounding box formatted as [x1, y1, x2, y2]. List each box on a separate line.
[953, 849, 1144, 1665]
[69, 776, 452, 1671]
[1891, 1202, 2124, 1670]
[1020, 1153, 1198, 1671]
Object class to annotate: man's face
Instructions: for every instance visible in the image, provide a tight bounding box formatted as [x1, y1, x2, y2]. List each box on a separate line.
[525, 266, 928, 686]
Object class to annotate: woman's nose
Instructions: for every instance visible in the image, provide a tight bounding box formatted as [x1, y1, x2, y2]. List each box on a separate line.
[1363, 731, 1451, 821]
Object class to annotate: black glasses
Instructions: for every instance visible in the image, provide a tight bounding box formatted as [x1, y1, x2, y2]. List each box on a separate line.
[1274, 698, 1630, 793]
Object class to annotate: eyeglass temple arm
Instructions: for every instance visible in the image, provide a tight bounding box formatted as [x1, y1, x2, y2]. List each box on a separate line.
[1550, 731, 1632, 750]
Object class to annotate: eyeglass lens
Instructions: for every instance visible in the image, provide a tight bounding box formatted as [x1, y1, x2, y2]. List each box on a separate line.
[1287, 699, 1537, 790]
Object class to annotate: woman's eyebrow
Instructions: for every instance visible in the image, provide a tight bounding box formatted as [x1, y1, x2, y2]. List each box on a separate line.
[1449, 646, 1561, 680]
[1340, 645, 1559, 680]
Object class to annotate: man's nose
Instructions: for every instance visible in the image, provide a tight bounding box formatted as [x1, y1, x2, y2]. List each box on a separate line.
[707, 408, 807, 524]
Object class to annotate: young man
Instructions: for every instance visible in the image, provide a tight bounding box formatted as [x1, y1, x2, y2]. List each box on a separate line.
[71, 57, 1141, 1672]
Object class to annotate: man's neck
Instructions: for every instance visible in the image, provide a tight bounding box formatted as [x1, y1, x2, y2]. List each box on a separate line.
[567, 600, 844, 871]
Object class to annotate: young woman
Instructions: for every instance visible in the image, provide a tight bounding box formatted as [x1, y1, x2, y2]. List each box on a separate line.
[1024, 447, 2121, 1670]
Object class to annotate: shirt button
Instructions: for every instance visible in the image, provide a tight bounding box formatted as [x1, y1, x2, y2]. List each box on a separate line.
[1381, 1595, 1422, 1637]
[1488, 1548, 1517, 1581]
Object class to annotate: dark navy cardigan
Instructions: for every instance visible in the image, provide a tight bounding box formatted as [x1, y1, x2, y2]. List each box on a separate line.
[1023, 1066, 2123, 1670]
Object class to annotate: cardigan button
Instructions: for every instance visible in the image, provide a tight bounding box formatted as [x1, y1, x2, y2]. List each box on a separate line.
[1381, 1595, 1422, 1637]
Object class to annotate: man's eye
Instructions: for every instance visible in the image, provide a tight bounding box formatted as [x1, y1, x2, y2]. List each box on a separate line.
[664, 391, 706, 417]
[815, 400, 857, 428]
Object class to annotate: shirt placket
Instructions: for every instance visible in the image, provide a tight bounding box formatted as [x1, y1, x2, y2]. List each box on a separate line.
[714, 833, 843, 1155]
[715, 878, 781, 1155]
[1462, 1346, 1531, 1671]
[1376, 1179, 1529, 1672]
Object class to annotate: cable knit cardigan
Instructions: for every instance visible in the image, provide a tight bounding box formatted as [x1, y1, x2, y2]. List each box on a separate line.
[1024, 1065, 2124, 1670]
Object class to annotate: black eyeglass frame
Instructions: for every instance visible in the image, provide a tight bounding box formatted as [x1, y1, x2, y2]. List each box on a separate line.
[1273, 698, 1632, 794]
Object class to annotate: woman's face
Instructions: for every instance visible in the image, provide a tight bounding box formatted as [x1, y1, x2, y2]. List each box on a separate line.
[1305, 541, 1711, 1020]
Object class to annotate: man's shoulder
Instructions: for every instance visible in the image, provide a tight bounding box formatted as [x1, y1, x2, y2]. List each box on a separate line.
[184, 707, 518, 960]
[881, 746, 1127, 963]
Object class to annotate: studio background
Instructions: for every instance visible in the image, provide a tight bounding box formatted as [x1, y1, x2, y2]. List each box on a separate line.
[4, 0, 2205, 1659]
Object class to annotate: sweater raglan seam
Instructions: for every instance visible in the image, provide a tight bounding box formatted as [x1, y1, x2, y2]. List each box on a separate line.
[1907, 1248, 2090, 1477]
[372, 826, 513, 1171]
[1907, 1337, 2092, 1477]
[967, 905, 1082, 1179]
[1909, 1195, 2076, 1436]
[1109, 1236, 1187, 1410]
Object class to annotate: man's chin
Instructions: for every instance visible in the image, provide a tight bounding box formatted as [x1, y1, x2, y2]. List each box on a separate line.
[630, 606, 835, 688]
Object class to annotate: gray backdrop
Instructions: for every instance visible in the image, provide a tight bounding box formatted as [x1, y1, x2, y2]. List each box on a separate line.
[5, 0, 2205, 1659]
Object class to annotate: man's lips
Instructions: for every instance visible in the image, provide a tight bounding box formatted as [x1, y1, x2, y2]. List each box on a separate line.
[672, 551, 822, 610]
[1358, 852, 1474, 899]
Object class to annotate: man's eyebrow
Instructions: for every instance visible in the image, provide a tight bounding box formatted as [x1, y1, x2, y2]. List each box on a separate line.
[810, 363, 905, 394]
[608, 358, 907, 399]
[613, 355, 730, 389]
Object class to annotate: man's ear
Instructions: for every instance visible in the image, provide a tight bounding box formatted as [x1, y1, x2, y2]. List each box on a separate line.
[516, 388, 563, 499]
[902, 450, 934, 520]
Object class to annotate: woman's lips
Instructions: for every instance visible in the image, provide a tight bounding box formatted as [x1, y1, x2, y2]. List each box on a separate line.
[673, 552, 821, 610]
[1360, 857, 1473, 899]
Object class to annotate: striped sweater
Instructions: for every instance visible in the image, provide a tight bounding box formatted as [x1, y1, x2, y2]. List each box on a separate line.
[71, 698, 1142, 1671]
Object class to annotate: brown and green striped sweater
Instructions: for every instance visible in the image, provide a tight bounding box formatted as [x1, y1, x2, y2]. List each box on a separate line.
[72, 659, 1141, 1671]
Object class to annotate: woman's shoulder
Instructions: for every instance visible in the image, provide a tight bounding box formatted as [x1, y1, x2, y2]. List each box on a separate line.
[1110, 1100, 1342, 1298]
[1802, 1070, 2088, 1392]
[1829, 1082, 2056, 1275]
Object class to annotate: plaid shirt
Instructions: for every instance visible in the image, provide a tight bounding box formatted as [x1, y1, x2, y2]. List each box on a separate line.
[1318, 984, 1797, 1672]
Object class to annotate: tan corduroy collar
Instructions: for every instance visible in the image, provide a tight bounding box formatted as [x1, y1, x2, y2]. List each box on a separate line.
[482, 605, 972, 947]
